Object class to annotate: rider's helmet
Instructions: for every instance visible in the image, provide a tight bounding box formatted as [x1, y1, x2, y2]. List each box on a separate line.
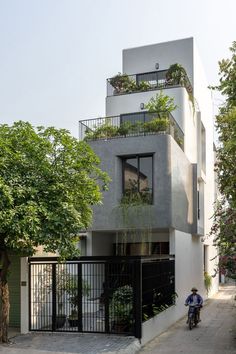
[191, 287, 198, 292]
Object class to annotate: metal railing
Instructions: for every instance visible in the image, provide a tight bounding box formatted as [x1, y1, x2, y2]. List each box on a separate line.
[79, 111, 184, 150]
[29, 256, 175, 339]
[107, 70, 193, 97]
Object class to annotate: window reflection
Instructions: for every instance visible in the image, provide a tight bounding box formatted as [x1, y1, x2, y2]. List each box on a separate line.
[123, 155, 153, 204]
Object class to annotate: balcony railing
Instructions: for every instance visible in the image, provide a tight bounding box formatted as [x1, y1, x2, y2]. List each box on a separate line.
[107, 70, 193, 97]
[79, 111, 184, 150]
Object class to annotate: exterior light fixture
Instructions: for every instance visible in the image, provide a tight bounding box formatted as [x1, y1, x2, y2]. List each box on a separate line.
[140, 103, 145, 110]
[155, 63, 159, 70]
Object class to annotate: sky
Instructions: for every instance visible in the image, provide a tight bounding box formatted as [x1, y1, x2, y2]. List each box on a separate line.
[0, 0, 235, 137]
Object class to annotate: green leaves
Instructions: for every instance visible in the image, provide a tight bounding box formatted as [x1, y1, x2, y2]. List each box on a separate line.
[0, 121, 110, 259]
[210, 42, 236, 278]
[144, 91, 177, 114]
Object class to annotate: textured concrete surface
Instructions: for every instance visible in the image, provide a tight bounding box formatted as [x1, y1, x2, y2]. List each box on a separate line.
[2, 283, 235, 354]
[139, 283, 236, 354]
[1, 332, 140, 354]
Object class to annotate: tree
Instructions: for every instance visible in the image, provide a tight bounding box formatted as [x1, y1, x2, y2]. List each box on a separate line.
[0, 121, 109, 342]
[210, 42, 236, 279]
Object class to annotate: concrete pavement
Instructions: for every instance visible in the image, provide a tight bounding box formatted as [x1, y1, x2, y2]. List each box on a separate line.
[140, 283, 236, 354]
[1, 283, 235, 354]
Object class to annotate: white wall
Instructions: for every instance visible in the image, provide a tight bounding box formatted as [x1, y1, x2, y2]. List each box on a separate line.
[122, 37, 194, 87]
[20, 257, 29, 333]
[193, 42, 218, 294]
[142, 228, 204, 345]
[106, 87, 186, 135]
[174, 229, 204, 300]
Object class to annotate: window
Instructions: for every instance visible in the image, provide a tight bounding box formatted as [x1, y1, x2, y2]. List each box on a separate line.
[122, 154, 153, 204]
[136, 70, 168, 88]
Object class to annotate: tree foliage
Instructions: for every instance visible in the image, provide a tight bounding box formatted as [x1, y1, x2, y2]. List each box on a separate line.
[144, 91, 177, 114]
[0, 121, 109, 341]
[210, 42, 236, 279]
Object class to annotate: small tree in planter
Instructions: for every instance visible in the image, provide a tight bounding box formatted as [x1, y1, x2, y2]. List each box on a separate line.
[85, 122, 119, 140]
[166, 63, 188, 86]
[67, 277, 91, 327]
[144, 91, 177, 116]
[137, 80, 151, 92]
[143, 117, 169, 133]
[143, 91, 176, 136]
[109, 73, 136, 94]
[110, 285, 133, 332]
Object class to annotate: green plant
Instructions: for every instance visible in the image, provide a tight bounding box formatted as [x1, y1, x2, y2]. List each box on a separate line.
[66, 276, 91, 311]
[145, 91, 177, 115]
[166, 63, 195, 109]
[110, 73, 152, 95]
[117, 121, 133, 136]
[137, 80, 152, 91]
[109, 73, 136, 94]
[143, 117, 169, 133]
[84, 123, 119, 140]
[166, 63, 188, 86]
[110, 285, 133, 325]
[204, 272, 212, 295]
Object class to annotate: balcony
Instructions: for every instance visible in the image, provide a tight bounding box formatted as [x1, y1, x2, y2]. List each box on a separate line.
[79, 111, 184, 150]
[107, 69, 193, 97]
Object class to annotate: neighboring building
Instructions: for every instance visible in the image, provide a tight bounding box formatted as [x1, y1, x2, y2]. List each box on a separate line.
[79, 37, 218, 340]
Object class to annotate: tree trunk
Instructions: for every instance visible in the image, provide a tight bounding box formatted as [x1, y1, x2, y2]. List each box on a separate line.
[0, 281, 10, 343]
[0, 250, 11, 343]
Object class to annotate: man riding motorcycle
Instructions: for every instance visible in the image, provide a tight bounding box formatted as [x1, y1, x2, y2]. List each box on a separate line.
[185, 287, 203, 322]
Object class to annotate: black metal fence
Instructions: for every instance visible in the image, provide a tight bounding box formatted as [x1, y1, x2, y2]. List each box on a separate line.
[29, 257, 175, 338]
[79, 111, 184, 150]
[107, 69, 193, 97]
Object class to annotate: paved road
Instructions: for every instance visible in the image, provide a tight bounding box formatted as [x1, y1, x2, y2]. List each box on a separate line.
[1, 284, 235, 354]
[140, 283, 236, 354]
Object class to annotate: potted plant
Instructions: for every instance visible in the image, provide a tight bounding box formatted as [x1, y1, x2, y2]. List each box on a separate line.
[166, 63, 188, 86]
[109, 73, 136, 94]
[85, 122, 119, 140]
[137, 80, 151, 91]
[67, 278, 91, 327]
[110, 285, 133, 332]
[144, 91, 177, 116]
[143, 117, 169, 133]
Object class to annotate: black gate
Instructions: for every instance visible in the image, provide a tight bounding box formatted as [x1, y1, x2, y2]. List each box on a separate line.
[29, 257, 141, 337]
[29, 256, 175, 338]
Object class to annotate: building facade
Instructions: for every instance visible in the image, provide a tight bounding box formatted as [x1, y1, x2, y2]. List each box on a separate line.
[79, 38, 218, 341]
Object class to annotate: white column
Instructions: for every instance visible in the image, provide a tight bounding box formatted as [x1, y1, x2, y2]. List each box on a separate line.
[20, 257, 29, 333]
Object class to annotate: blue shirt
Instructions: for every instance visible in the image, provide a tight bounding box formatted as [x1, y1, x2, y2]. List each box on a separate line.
[185, 293, 203, 305]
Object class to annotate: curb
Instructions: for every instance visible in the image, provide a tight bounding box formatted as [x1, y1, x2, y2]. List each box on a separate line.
[104, 338, 141, 354]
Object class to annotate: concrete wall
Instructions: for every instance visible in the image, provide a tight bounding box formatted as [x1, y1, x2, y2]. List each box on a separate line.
[193, 42, 218, 294]
[20, 257, 29, 333]
[89, 134, 196, 234]
[142, 228, 204, 345]
[106, 87, 186, 134]
[8, 256, 21, 328]
[122, 37, 194, 87]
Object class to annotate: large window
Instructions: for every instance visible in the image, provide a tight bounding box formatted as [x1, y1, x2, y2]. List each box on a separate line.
[122, 155, 153, 204]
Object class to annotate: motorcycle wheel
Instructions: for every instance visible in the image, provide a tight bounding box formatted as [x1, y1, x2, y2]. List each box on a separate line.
[188, 315, 193, 330]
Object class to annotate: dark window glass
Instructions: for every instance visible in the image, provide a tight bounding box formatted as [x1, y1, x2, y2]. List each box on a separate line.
[123, 155, 153, 204]
[136, 70, 168, 88]
[124, 158, 138, 192]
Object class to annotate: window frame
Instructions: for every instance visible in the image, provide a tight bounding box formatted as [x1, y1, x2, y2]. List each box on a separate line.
[122, 153, 154, 204]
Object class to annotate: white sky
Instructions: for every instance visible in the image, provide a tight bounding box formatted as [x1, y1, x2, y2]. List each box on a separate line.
[0, 0, 235, 137]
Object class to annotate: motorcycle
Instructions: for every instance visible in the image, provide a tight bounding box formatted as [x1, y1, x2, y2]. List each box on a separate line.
[186, 304, 200, 330]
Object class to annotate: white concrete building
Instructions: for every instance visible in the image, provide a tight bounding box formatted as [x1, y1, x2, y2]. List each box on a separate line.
[79, 37, 218, 343]
[15, 38, 218, 342]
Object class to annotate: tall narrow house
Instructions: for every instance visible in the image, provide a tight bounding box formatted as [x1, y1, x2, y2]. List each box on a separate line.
[79, 37, 218, 310]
